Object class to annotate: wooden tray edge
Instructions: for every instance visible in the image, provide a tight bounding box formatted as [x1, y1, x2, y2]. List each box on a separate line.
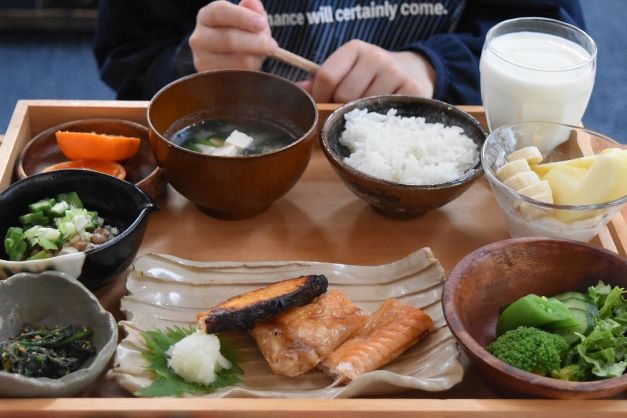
[1, 398, 625, 417]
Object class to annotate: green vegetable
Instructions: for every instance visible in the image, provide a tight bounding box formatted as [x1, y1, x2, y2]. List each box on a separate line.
[576, 318, 626, 378]
[137, 326, 242, 397]
[28, 198, 55, 214]
[554, 291, 592, 303]
[55, 208, 99, 239]
[19, 211, 49, 228]
[488, 326, 570, 376]
[56, 192, 83, 209]
[0, 324, 95, 379]
[551, 363, 588, 381]
[208, 137, 225, 147]
[50, 200, 71, 218]
[4, 227, 27, 261]
[496, 294, 575, 336]
[23, 226, 62, 251]
[28, 250, 52, 260]
[553, 292, 599, 315]
[490, 281, 627, 382]
[193, 137, 226, 147]
[588, 281, 626, 321]
[3, 192, 112, 262]
[544, 296, 597, 343]
[571, 283, 627, 379]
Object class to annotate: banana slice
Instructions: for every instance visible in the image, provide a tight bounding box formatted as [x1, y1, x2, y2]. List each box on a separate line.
[496, 159, 531, 182]
[529, 189, 554, 204]
[520, 201, 552, 220]
[514, 181, 553, 207]
[517, 180, 553, 199]
[507, 146, 543, 165]
[504, 171, 541, 191]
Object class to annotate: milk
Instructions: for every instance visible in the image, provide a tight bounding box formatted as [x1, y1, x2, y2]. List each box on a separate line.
[480, 32, 595, 131]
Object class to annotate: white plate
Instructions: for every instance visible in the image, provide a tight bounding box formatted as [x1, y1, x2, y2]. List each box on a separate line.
[109, 248, 464, 398]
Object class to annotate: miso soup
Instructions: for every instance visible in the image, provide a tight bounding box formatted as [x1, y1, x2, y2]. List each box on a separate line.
[170, 118, 295, 156]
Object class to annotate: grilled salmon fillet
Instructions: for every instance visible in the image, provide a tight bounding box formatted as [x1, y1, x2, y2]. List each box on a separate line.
[197, 275, 327, 333]
[322, 299, 433, 382]
[250, 290, 367, 377]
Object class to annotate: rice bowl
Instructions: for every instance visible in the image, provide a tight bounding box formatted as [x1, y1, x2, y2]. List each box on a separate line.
[320, 95, 487, 218]
[340, 108, 480, 185]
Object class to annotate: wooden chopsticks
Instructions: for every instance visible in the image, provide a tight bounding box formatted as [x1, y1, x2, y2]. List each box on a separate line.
[272, 48, 320, 74]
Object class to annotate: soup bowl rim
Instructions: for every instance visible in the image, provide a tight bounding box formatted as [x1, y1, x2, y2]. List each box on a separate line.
[147, 69, 319, 160]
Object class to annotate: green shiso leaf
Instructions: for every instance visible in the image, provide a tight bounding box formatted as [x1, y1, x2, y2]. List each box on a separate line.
[136, 326, 242, 397]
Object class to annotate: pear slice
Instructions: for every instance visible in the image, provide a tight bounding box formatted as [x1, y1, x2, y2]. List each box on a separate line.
[544, 165, 587, 206]
[532, 155, 596, 177]
[577, 148, 627, 204]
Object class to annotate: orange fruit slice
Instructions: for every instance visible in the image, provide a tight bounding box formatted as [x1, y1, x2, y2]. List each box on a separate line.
[43, 160, 127, 180]
[55, 131, 141, 161]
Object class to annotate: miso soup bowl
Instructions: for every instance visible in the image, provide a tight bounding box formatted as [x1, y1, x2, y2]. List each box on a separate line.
[148, 70, 318, 220]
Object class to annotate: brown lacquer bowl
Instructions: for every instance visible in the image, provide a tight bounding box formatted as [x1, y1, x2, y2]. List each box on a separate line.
[320, 95, 486, 218]
[147, 70, 318, 220]
[443, 237, 627, 399]
[17, 118, 166, 200]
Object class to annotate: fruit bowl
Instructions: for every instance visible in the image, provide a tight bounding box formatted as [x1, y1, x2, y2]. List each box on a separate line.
[481, 122, 626, 242]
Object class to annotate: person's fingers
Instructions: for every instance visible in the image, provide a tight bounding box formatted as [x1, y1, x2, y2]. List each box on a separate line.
[296, 79, 313, 93]
[331, 55, 386, 102]
[239, 0, 265, 15]
[192, 27, 277, 55]
[363, 65, 405, 97]
[193, 51, 265, 72]
[198, 0, 267, 32]
[394, 79, 427, 97]
[311, 40, 361, 102]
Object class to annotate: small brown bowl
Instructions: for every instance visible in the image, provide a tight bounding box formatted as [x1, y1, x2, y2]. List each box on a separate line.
[443, 237, 627, 399]
[147, 70, 318, 220]
[320, 95, 487, 218]
[17, 119, 166, 200]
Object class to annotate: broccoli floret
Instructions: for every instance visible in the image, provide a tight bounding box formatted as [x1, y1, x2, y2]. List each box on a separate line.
[488, 326, 569, 376]
[551, 363, 589, 381]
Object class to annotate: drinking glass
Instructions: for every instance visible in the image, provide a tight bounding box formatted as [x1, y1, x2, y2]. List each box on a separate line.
[480, 17, 597, 132]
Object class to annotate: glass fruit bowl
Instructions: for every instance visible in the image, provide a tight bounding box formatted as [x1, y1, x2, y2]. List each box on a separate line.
[482, 122, 626, 242]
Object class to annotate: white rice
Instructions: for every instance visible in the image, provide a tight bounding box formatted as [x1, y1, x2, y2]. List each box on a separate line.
[339, 108, 479, 185]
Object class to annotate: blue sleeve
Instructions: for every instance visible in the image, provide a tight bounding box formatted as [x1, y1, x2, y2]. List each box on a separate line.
[403, 0, 585, 105]
[94, 0, 201, 100]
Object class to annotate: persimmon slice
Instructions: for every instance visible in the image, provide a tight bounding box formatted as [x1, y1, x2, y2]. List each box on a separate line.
[55, 131, 141, 161]
[43, 160, 127, 180]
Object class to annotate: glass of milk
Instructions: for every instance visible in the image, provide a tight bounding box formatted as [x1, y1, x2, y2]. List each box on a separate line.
[480, 17, 597, 132]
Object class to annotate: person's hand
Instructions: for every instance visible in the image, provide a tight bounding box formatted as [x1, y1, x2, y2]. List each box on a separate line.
[299, 40, 436, 103]
[189, 0, 277, 72]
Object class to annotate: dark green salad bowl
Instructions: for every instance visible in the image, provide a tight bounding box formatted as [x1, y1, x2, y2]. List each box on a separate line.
[0, 170, 157, 290]
[443, 237, 627, 399]
[0, 271, 117, 397]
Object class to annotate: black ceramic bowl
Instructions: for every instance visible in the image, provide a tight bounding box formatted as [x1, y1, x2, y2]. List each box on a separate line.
[321, 95, 487, 218]
[0, 170, 157, 290]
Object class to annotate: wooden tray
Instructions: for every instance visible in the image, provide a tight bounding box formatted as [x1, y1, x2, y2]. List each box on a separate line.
[0, 100, 625, 417]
